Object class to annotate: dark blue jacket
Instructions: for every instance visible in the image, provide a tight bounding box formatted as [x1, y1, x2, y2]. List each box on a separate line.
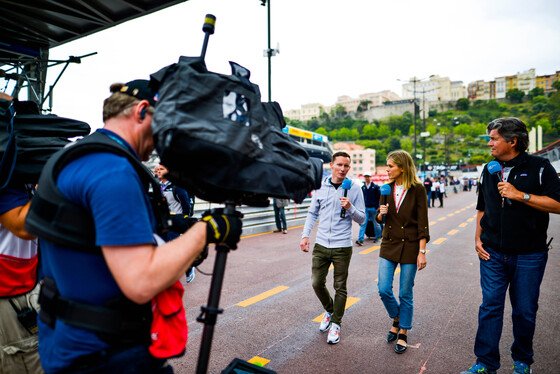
[362, 182, 381, 208]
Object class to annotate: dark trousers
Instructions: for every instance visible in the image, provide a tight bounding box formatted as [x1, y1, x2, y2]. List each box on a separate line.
[311, 243, 352, 326]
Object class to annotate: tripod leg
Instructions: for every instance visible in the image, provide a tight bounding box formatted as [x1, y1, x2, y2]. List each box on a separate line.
[196, 243, 229, 374]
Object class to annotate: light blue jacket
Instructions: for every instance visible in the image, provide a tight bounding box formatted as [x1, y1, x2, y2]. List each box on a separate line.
[302, 176, 365, 248]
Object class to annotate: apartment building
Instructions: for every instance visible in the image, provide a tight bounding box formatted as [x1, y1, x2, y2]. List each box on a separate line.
[402, 75, 467, 102]
[468, 68, 559, 100]
[285, 91, 400, 121]
[536, 71, 560, 94]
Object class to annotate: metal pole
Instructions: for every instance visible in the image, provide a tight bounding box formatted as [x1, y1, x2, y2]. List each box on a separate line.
[267, 0, 272, 102]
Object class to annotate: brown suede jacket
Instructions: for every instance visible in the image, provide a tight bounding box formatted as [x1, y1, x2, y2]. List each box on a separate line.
[375, 182, 430, 264]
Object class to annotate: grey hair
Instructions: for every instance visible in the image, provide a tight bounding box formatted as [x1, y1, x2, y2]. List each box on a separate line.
[487, 117, 529, 152]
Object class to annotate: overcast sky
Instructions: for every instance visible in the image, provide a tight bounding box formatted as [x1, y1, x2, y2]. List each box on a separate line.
[25, 0, 560, 130]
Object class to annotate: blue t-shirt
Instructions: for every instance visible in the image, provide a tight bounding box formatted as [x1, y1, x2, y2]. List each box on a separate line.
[38, 130, 157, 373]
[0, 186, 29, 214]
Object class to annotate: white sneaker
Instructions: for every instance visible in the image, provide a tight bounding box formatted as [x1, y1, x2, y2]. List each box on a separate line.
[327, 323, 340, 344]
[319, 311, 332, 332]
[185, 268, 195, 283]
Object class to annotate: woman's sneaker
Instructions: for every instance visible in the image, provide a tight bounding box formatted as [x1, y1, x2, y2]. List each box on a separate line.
[327, 323, 340, 344]
[319, 311, 332, 332]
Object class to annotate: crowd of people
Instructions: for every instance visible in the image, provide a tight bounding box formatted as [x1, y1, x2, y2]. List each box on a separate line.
[1, 75, 558, 374]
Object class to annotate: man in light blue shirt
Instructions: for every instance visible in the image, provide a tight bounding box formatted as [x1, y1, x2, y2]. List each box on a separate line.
[300, 151, 365, 344]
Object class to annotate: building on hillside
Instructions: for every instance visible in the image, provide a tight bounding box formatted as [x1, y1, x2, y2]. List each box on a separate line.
[336, 91, 401, 114]
[536, 71, 560, 95]
[284, 103, 326, 121]
[468, 68, 559, 100]
[332, 143, 376, 177]
[284, 91, 400, 121]
[401, 75, 467, 102]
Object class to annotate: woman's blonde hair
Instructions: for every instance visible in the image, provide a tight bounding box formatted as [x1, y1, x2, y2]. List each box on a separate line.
[387, 150, 421, 190]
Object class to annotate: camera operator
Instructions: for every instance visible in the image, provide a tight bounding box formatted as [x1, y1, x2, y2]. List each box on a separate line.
[29, 80, 242, 373]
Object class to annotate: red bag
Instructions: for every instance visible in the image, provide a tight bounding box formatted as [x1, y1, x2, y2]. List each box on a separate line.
[149, 280, 188, 358]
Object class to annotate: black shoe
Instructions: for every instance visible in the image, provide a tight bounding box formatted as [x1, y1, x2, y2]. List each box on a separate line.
[386, 320, 399, 343]
[395, 333, 407, 354]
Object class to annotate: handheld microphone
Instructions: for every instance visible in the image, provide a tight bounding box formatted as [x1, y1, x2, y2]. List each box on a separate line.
[340, 179, 352, 218]
[380, 184, 391, 224]
[487, 161, 512, 207]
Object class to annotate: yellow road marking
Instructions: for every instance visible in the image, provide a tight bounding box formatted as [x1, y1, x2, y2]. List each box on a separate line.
[467, 218, 474, 222]
[237, 286, 289, 307]
[447, 229, 459, 235]
[447, 213, 454, 217]
[429, 221, 437, 226]
[459, 223, 468, 228]
[455, 210, 461, 214]
[433, 237, 447, 245]
[360, 245, 380, 255]
[438, 217, 446, 221]
[313, 297, 361, 322]
[248, 357, 270, 367]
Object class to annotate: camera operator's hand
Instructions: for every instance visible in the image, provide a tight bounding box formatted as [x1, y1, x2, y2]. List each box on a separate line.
[202, 209, 243, 249]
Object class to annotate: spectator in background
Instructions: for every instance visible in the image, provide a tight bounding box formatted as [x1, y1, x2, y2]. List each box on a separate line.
[423, 177, 433, 208]
[438, 177, 446, 207]
[273, 198, 289, 234]
[356, 173, 381, 245]
[430, 178, 438, 208]
[156, 164, 196, 283]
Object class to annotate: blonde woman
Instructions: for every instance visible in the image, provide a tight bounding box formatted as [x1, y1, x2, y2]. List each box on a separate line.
[376, 150, 430, 354]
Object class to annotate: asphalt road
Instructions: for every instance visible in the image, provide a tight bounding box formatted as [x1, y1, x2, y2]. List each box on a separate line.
[171, 190, 560, 374]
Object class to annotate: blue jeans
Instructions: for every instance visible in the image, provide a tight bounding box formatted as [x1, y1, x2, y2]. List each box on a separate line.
[377, 258, 417, 330]
[273, 205, 287, 231]
[474, 246, 548, 371]
[358, 207, 381, 241]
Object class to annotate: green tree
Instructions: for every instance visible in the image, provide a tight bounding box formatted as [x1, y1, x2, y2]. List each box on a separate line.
[453, 123, 471, 136]
[528, 87, 545, 100]
[338, 127, 352, 140]
[456, 98, 470, 111]
[506, 88, 525, 103]
[315, 127, 328, 136]
[552, 80, 560, 92]
[362, 124, 377, 138]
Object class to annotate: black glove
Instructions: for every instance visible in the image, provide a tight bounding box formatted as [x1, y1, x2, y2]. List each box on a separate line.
[202, 208, 243, 249]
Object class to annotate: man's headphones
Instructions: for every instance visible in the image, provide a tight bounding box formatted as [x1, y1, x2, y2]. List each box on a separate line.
[140, 108, 146, 120]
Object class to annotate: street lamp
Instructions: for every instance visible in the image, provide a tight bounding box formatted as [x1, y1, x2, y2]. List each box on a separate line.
[397, 76, 430, 163]
[260, 0, 279, 102]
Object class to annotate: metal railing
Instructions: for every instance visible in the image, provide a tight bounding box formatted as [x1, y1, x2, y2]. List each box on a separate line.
[192, 198, 312, 236]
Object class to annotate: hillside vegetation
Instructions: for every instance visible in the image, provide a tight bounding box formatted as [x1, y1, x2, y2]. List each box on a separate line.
[286, 85, 560, 165]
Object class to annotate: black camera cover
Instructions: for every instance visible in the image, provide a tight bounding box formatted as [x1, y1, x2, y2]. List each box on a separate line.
[0, 99, 91, 188]
[150, 57, 322, 206]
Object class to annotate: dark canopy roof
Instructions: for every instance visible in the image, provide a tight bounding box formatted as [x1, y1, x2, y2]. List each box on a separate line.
[0, 0, 187, 59]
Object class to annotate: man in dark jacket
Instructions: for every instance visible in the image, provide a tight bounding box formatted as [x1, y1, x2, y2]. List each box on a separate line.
[356, 173, 381, 245]
[461, 117, 560, 374]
